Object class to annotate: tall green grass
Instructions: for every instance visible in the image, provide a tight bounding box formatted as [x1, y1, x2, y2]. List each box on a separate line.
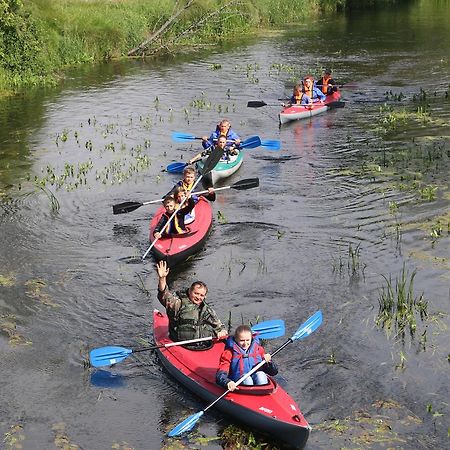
[1, 0, 407, 90]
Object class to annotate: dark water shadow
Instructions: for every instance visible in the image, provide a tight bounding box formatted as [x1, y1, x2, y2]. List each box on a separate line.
[90, 369, 126, 388]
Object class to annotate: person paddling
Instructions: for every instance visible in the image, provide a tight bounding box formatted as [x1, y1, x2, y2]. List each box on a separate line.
[152, 193, 195, 240]
[172, 185, 215, 224]
[216, 324, 278, 391]
[283, 83, 312, 107]
[200, 118, 241, 150]
[316, 69, 338, 95]
[156, 261, 227, 349]
[188, 134, 238, 165]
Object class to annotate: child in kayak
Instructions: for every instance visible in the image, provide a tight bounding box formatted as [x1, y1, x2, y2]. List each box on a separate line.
[171, 166, 196, 193]
[284, 83, 312, 107]
[153, 194, 195, 239]
[173, 185, 215, 224]
[188, 134, 238, 165]
[302, 75, 326, 103]
[200, 118, 241, 150]
[216, 324, 278, 391]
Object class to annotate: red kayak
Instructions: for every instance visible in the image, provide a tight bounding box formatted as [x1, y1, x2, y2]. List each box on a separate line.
[153, 310, 311, 449]
[149, 196, 212, 266]
[279, 90, 342, 124]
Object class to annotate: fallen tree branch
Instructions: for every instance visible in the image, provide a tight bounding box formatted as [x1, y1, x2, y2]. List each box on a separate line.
[127, 0, 195, 56]
[146, 0, 244, 56]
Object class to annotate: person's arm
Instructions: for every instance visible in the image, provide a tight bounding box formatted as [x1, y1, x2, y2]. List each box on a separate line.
[153, 215, 168, 238]
[202, 132, 216, 149]
[228, 130, 241, 147]
[189, 152, 203, 165]
[257, 345, 279, 376]
[315, 88, 326, 102]
[156, 260, 170, 302]
[203, 304, 227, 338]
[301, 94, 312, 105]
[216, 349, 237, 390]
[178, 196, 195, 216]
[201, 187, 216, 202]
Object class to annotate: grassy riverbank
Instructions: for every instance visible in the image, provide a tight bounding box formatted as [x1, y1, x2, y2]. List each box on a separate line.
[0, 0, 401, 92]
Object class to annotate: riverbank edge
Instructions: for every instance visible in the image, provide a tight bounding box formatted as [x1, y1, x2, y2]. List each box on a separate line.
[0, 0, 402, 96]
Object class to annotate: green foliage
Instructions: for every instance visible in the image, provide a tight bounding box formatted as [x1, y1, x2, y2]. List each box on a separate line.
[0, 0, 407, 90]
[0, 0, 51, 85]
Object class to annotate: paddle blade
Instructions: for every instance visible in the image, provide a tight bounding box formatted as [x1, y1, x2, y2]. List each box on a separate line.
[260, 139, 281, 151]
[168, 411, 204, 437]
[171, 132, 199, 142]
[113, 201, 143, 215]
[231, 178, 259, 190]
[252, 319, 285, 339]
[327, 101, 346, 109]
[201, 147, 223, 175]
[247, 101, 267, 108]
[89, 346, 132, 368]
[167, 162, 188, 174]
[291, 311, 323, 341]
[240, 135, 262, 149]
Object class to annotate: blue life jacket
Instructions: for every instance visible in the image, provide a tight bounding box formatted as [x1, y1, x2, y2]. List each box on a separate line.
[226, 336, 264, 382]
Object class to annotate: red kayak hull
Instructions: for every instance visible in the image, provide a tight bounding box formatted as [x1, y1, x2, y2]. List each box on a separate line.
[149, 196, 212, 266]
[279, 90, 341, 124]
[153, 310, 310, 449]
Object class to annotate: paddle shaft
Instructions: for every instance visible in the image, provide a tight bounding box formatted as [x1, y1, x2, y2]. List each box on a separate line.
[135, 335, 215, 353]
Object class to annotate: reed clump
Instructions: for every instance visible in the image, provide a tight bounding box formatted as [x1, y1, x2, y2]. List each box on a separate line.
[375, 265, 428, 340]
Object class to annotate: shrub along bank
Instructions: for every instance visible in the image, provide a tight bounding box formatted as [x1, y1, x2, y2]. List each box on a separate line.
[1, 0, 402, 93]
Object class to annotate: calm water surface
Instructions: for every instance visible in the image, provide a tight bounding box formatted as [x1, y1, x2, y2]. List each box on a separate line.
[1, 2, 449, 449]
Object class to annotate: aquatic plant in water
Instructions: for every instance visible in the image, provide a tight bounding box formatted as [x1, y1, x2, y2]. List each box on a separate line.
[375, 265, 428, 341]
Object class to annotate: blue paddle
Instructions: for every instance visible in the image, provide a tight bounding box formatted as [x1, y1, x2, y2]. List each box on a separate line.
[166, 136, 265, 174]
[172, 132, 279, 151]
[90, 319, 285, 368]
[167, 162, 188, 174]
[168, 310, 323, 438]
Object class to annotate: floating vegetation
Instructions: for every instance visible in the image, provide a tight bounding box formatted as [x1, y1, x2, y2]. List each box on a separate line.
[3, 424, 25, 450]
[418, 184, 438, 201]
[0, 314, 32, 346]
[315, 400, 423, 448]
[0, 273, 16, 287]
[217, 210, 228, 224]
[383, 90, 407, 101]
[25, 278, 58, 307]
[376, 104, 432, 135]
[52, 422, 79, 449]
[221, 423, 281, 449]
[209, 63, 222, 70]
[190, 92, 212, 110]
[112, 442, 136, 450]
[375, 265, 428, 341]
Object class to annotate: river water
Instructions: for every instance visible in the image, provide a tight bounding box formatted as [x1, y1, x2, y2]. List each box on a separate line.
[1, 2, 449, 449]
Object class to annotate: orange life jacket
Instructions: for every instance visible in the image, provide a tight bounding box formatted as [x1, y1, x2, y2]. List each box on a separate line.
[321, 76, 331, 94]
[293, 93, 304, 104]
